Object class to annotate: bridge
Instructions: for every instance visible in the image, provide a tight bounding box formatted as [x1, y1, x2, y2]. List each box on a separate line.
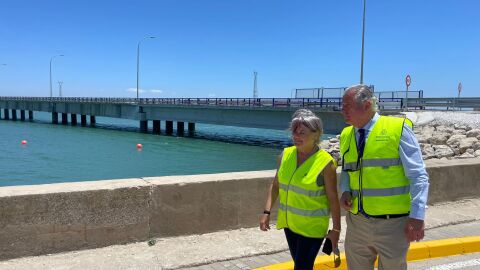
[0, 96, 348, 134]
[1, 96, 479, 135]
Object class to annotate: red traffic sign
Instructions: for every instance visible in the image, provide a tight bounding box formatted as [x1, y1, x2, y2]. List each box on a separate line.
[405, 75, 411, 87]
[458, 82, 462, 93]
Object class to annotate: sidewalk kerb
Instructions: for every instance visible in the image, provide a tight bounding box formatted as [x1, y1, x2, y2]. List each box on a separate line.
[254, 236, 480, 270]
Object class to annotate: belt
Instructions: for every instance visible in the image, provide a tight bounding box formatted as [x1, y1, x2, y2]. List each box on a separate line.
[367, 213, 409, 219]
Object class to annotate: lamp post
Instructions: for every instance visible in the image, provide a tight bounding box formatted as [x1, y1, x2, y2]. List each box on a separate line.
[136, 36, 156, 99]
[360, 0, 366, 84]
[50, 55, 64, 98]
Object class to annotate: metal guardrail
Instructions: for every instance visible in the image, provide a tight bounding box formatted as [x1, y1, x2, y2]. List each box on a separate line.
[0, 96, 345, 109]
[406, 97, 480, 110]
[1, 96, 479, 110]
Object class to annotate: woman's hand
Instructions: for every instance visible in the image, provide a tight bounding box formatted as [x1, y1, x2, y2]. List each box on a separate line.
[259, 213, 271, 231]
[326, 229, 340, 250]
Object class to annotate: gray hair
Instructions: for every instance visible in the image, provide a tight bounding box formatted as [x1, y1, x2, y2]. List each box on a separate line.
[289, 109, 323, 143]
[344, 84, 378, 112]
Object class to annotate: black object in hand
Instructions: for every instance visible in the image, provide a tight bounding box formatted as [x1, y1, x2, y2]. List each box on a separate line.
[322, 237, 333, 255]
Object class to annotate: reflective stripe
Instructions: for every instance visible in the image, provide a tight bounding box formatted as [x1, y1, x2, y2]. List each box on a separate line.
[362, 158, 402, 168]
[280, 183, 325, 197]
[351, 186, 410, 197]
[344, 158, 401, 170]
[279, 203, 330, 217]
[343, 162, 359, 171]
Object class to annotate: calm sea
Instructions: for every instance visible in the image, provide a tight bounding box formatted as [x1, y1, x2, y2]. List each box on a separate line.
[1, 112, 332, 187]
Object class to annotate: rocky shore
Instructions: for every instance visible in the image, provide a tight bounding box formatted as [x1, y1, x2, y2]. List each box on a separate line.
[321, 111, 480, 164]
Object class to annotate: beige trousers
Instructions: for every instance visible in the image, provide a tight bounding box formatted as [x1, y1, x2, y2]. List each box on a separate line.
[345, 212, 410, 270]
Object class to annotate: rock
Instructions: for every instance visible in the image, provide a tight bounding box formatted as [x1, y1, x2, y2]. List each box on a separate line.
[454, 124, 467, 130]
[416, 112, 435, 126]
[331, 152, 341, 164]
[422, 144, 436, 160]
[452, 129, 467, 135]
[475, 150, 480, 157]
[466, 129, 480, 138]
[433, 145, 455, 158]
[428, 133, 449, 145]
[466, 149, 474, 155]
[455, 153, 475, 159]
[422, 126, 435, 134]
[435, 125, 454, 133]
[473, 142, 480, 151]
[416, 132, 432, 144]
[459, 137, 479, 153]
[319, 141, 330, 150]
[329, 138, 339, 144]
[446, 135, 467, 147]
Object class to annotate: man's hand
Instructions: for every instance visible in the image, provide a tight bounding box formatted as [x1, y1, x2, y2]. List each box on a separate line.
[340, 192, 352, 211]
[404, 218, 425, 242]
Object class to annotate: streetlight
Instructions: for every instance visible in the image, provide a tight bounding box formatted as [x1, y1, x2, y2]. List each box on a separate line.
[136, 36, 156, 99]
[50, 55, 64, 98]
[360, 0, 366, 84]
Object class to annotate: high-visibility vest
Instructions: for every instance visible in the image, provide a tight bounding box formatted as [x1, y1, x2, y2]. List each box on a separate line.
[340, 116, 413, 215]
[277, 146, 335, 238]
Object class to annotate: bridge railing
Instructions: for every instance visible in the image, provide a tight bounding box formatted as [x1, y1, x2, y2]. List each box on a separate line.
[0, 96, 346, 109]
[407, 97, 480, 110]
[2, 96, 479, 110]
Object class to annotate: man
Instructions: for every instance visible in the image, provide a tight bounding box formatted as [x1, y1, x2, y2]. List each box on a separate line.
[339, 85, 429, 270]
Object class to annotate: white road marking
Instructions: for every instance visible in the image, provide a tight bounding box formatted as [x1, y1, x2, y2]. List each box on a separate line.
[425, 259, 480, 270]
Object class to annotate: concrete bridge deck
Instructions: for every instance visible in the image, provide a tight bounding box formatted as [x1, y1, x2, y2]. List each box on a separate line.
[2, 96, 479, 135]
[0, 97, 348, 134]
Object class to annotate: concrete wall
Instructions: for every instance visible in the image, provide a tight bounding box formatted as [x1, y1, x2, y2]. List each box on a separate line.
[1, 159, 479, 260]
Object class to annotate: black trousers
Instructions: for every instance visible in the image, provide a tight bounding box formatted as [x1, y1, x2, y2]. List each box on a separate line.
[284, 228, 324, 270]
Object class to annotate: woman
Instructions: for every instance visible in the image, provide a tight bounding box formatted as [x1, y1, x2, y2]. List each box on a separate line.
[260, 109, 341, 270]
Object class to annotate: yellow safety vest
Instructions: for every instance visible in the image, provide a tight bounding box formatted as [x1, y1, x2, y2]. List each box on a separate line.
[340, 116, 413, 215]
[277, 146, 335, 238]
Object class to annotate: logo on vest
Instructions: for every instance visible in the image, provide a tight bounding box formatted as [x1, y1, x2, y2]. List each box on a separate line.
[375, 129, 390, 142]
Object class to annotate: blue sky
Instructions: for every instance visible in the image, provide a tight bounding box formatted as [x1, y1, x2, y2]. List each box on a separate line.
[0, 0, 478, 98]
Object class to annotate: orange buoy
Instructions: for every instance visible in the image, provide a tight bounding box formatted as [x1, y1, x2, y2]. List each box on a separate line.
[136, 143, 143, 149]
[21, 140, 27, 145]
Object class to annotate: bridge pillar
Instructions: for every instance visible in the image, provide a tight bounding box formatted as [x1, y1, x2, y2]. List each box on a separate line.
[61, 113, 68, 125]
[28, 111, 33, 121]
[177, 122, 185, 136]
[166, 121, 173, 135]
[0, 109, 2, 119]
[11, 110, 17, 120]
[81, 115, 87, 126]
[20, 110, 26, 121]
[153, 120, 161, 134]
[90, 116, 96, 126]
[4, 109, 9, 120]
[71, 114, 77, 125]
[188, 122, 195, 134]
[52, 112, 58, 124]
[140, 121, 148, 133]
